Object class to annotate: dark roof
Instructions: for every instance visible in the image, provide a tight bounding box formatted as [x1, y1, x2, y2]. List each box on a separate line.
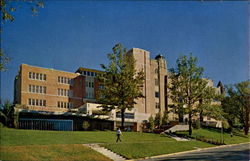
[75, 67, 104, 74]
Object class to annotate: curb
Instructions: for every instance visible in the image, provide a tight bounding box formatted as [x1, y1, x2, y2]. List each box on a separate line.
[129, 142, 250, 161]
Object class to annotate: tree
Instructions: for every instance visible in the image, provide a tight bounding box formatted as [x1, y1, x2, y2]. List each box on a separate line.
[0, 49, 11, 71]
[148, 115, 155, 131]
[169, 54, 215, 135]
[97, 44, 144, 130]
[1, 0, 44, 71]
[161, 111, 169, 125]
[197, 84, 218, 123]
[154, 112, 162, 128]
[0, 100, 14, 127]
[1, 0, 44, 22]
[222, 81, 250, 135]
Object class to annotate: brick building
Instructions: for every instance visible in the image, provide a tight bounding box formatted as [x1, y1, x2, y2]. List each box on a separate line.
[14, 48, 223, 131]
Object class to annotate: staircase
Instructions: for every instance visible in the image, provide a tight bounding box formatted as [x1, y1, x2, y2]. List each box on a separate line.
[84, 144, 126, 161]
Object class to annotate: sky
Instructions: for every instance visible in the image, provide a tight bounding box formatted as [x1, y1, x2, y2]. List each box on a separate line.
[1, 1, 249, 102]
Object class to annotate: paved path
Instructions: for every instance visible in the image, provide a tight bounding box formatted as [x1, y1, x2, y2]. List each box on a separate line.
[139, 143, 250, 161]
[84, 143, 126, 161]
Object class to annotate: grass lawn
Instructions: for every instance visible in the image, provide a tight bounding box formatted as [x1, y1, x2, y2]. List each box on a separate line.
[177, 128, 250, 144]
[102, 141, 214, 159]
[0, 144, 112, 161]
[1, 127, 248, 160]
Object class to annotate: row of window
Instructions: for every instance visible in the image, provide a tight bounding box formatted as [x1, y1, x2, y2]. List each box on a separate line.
[28, 99, 46, 107]
[29, 85, 46, 94]
[57, 101, 73, 108]
[57, 88, 73, 97]
[82, 71, 97, 77]
[85, 81, 94, 88]
[29, 72, 46, 81]
[58, 76, 74, 85]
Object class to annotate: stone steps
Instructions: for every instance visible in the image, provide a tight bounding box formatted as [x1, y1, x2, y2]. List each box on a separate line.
[84, 143, 126, 161]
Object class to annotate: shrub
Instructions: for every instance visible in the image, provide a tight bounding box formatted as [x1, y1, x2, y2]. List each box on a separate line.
[82, 121, 90, 130]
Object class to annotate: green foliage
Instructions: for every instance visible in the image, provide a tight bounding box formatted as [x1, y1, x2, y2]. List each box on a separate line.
[194, 120, 201, 129]
[148, 115, 154, 131]
[154, 112, 162, 128]
[82, 121, 90, 130]
[97, 44, 144, 129]
[0, 100, 14, 127]
[177, 128, 250, 145]
[161, 111, 169, 125]
[169, 54, 217, 135]
[222, 81, 250, 135]
[0, 49, 11, 71]
[1, 0, 44, 23]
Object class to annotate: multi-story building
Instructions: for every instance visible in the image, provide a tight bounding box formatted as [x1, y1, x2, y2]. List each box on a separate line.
[14, 48, 223, 131]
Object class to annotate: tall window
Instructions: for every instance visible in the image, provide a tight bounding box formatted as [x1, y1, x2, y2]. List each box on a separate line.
[155, 92, 159, 98]
[28, 72, 46, 81]
[28, 98, 46, 107]
[28, 85, 46, 94]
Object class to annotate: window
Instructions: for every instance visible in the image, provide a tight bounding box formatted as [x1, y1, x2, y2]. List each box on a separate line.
[29, 99, 31, 105]
[155, 103, 160, 109]
[29, 85, 32, 92]
[29, 72, 32, 79]
[28, 72, 46, 81]
[87, 71, 90, 76]
[39, 73, 43, 80]
[155, 92, 159, 98]
[83, 71, 86, 75]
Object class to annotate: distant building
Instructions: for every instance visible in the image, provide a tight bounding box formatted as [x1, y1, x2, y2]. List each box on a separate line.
[14, 48, 224, 131]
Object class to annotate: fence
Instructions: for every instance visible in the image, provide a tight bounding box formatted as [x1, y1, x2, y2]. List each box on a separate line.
[18, 118, 73, 131]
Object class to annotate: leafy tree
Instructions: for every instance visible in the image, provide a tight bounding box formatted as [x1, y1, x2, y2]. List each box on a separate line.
[1, 0, 44, 22]
[0, 100, 14, 127]
[161, 111, 169, 125]
[154, 112, 162, 128]
[169, 54, 215, 135]
[0, 49, 11, 71]
[222, 81, 250, 135]
[148, 115, 155, 131]
[1, 0, 44, 71]
[97, 44, 144, 129]
[197, 84, 218, 123]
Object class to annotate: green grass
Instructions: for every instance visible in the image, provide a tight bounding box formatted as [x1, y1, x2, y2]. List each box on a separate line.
[2, 127, 248, 160]
[0, 144, 112, 161]
[0, 127, 174, 146]
[102, 141, 214, 159]
[177, 128, 250, 144]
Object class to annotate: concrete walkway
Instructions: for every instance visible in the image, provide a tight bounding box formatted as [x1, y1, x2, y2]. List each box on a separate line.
[84, 143, 126, 161]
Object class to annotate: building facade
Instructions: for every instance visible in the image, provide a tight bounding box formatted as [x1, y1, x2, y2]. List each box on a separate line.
[14, 48, 223, 131]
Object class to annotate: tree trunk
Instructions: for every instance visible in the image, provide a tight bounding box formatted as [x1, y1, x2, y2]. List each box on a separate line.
[179, 112, 184, 123]
[121, 109, 125, 130]
[199, 110, 203, 123]
[188, 113, 192, 135]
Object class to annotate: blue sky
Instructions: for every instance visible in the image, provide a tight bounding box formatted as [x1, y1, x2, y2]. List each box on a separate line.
[1, 1, 249, 102]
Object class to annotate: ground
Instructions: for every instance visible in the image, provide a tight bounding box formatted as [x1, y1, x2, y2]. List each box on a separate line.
[0, 127, 249, 160]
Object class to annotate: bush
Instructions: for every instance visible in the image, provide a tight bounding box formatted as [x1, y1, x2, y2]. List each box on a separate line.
[82, 121, 90, 130]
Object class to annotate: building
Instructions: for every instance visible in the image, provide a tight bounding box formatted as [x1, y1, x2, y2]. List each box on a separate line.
[14, 48, 223, 131]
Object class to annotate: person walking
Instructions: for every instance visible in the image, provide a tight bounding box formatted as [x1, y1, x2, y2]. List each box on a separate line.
[116, 128, 122, 143]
